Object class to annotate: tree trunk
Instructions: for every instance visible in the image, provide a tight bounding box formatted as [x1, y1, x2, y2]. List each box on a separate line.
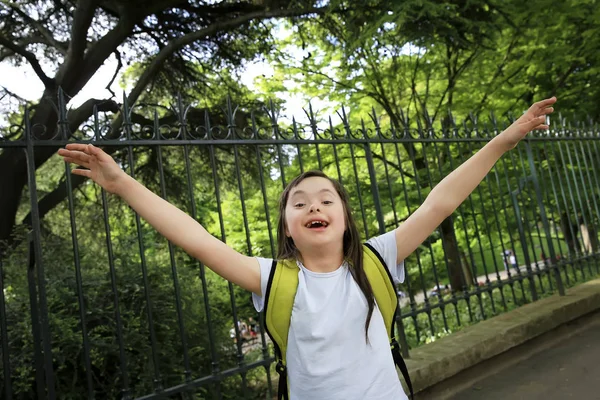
[0, 96, 59, 248]
[460, 251, 475, 286]
[580, 223, 598, 254]
[560, 212, 580, 255]
[440, 215, 466, 292]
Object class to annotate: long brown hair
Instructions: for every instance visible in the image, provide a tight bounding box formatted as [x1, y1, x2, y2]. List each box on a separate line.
[276, 170, 375, 341]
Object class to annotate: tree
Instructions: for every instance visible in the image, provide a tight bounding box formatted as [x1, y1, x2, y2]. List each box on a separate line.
[262, 0, 510, 291]
[0, 0, 329, 250]
[258, 0, 600, 291]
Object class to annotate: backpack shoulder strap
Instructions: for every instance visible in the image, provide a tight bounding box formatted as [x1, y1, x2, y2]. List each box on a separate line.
[362, 243, 397, 336]
[363, 243, 414, 399]
[263, 258, 299, 400]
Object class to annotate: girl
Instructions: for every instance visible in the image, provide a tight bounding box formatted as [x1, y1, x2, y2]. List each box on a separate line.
[58, 97, 556, 399]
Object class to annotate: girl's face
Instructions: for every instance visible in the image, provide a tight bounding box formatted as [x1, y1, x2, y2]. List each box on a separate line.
[284, 176, 346, 250]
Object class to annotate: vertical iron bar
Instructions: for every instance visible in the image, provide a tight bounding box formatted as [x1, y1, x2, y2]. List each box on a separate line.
[100, 187, 131, 399]
[514, 146, 547, 293]
[25, 108, 56, 399]
[122, 96, 163, 391]
[26, 237, 45, 399]
[348, 141, 370, 237]
[571, 135, 596, 273]
[440, 134, 481, 320]
[510, 147, 540, 297]
[564, 138, 591, 261]
[583, 139, 600, 274]
[155, 114, 192, 386]
[484, 166, 515, 309]
[537, 140, 570, 287]
[491, 163, 522, 304]
[0, 256, 12, 399]
[556, 140, 585, 276]
[525, 141, 564, 295]
[392, 140, 424, 352]
[253, 140, 275, 397]
[467, 136, 504, 310]
[195, 111, 222, 399]
[227, 100, 249, 397]
[502, 148, 537, 301]
[550, 136, 581, 278]
[61, 90, 94, 398]
[405, 139, 441, 337]
[456, 136, 494, 315]
[96, 106, 131, 399]
[64, 156, 95, 398]
[363, 141, 385, 235]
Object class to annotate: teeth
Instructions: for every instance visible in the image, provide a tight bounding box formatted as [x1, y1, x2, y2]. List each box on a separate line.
[306, 220, 328, 228]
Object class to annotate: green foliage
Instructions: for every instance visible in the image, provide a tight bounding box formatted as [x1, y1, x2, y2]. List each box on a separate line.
[1, 224, 264, 398]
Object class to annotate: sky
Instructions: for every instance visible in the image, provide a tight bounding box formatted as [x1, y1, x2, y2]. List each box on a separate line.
[0, 46, 334, 127]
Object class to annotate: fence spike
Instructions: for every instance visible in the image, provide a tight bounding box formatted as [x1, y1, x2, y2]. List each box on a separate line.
[292, 116, 299, 139]
[369, 107, 382, 137]
[303, 102, 318, 139]
[122, 91, 133, 139]
[204, 108, 212, 139]
[57, 87, 69, 140]
[337, 105, 351, 137]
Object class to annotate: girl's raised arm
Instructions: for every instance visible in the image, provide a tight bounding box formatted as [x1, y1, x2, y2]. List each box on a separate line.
[394, 97, 556, 264]
[58, 144, 261, 295]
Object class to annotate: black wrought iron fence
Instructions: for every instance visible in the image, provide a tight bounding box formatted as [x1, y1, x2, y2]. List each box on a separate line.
[1, 91, 599, 399]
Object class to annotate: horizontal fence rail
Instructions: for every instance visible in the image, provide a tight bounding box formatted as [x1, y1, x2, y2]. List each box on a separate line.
[1, 91, 599, 399]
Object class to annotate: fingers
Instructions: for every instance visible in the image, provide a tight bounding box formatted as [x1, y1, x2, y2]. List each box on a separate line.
[527, 116, 550, 131]
[533, 96, 557, 110]
[65, 143, 89, 152]
[58, 148, 92, 166]
[70, 168, 92, 178]
[61, 156, 90, 168]
[64, 143, 106, 160]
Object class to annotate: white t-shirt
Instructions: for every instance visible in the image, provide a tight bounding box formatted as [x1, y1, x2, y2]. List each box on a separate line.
[252, 231, 407, 400]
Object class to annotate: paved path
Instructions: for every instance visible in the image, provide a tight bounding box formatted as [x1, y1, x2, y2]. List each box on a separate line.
[448, 311, 600, 400]
[400, 260, 550, 308]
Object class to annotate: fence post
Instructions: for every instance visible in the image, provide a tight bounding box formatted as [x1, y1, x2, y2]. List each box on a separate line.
[24, 108, 56, 399]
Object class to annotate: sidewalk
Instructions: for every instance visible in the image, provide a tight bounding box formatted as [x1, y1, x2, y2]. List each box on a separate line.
[447, 310, 600, 399]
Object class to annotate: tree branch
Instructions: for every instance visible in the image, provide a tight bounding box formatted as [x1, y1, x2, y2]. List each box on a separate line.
[57, 16, 136, 96]
[68, 0, 97, 61]
[6, 2, 69, 55]
[106, 50, 123, 97]
[109, 5, 328, 134]
[0, 35, 55, 87]
[131, 6, 327, 104]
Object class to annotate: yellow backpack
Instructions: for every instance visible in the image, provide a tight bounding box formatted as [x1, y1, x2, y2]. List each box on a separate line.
[263, 243, 414, 399]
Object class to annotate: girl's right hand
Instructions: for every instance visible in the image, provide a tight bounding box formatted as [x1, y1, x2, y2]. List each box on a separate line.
[58, 143, 128, 194]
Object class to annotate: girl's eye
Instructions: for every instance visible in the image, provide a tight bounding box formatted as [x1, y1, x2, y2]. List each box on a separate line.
[323, 201, 333, 205]
[294, 203, 305, 208]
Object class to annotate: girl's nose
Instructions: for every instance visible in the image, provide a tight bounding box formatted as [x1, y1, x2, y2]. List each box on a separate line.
[309, 204, 320, 213]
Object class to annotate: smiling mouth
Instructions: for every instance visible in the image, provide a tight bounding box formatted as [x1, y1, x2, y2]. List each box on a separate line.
[305, 220, 329, 228]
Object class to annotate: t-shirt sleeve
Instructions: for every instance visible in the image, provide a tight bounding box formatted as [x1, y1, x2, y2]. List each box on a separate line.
[366, 230, 405, 284]
[252, 257, 275, 312]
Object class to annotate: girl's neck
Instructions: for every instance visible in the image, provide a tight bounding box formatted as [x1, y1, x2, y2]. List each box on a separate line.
[297, 248, 344, 273]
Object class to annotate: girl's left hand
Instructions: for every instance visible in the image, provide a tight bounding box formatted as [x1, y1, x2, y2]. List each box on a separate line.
[498, 96, 556, 151]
